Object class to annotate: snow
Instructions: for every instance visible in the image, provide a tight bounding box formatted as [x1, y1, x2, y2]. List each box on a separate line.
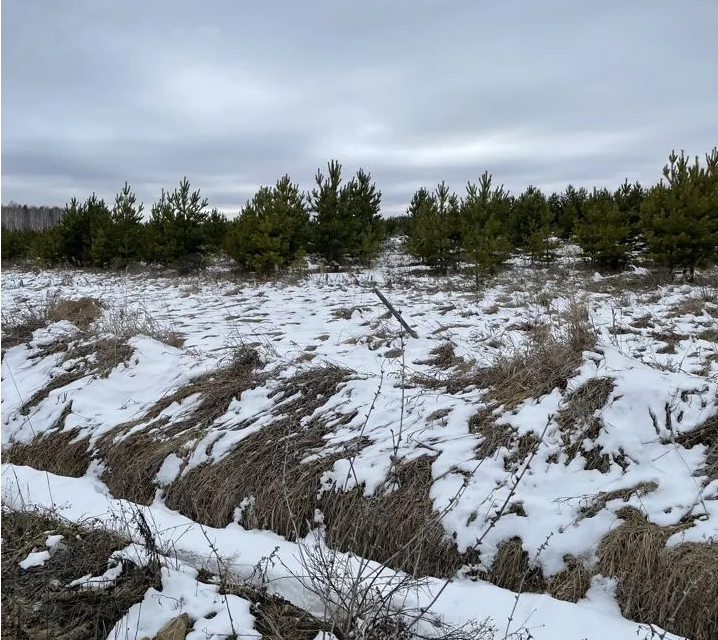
[19, 549, 51, 569]
[2, 250, 715, 640]
[2, 464, 682, 640]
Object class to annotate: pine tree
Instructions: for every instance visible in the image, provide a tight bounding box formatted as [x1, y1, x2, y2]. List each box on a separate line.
[226, 175, 309, 274]
[57, 194, 111, 265]
[613, 179, 645, 248]
[461, 171, 511, 289]
[343, 168, 383, 264]
[105, 182, 145, 265]
[307, 160, 348, 265]
[405, 183, 461, 273]
[147, 177, 209, 264]
[641, 148, 718, 279]
[510, 185, 556, 263]
[558, 185, 588, 239]
[575, 188, 631, 270]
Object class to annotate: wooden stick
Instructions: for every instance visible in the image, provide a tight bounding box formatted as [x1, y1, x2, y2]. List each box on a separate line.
[373, 287, 419, 339]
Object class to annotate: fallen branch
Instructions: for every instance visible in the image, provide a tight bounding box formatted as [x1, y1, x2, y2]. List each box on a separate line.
[373, 287, 419, 339]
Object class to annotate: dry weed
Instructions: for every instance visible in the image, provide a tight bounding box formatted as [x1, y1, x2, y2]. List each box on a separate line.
[1, 509, 160, 640]
[163, 365, 357, 533]
[597, 507, 717, 640]
[322, 456, 472, 578]
[674, 411, 718, 482]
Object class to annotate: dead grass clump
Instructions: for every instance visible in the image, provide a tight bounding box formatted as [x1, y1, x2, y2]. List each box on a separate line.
[630, 315, 655, 329]
[597, 507, 718, 640]
[47, 296, 103, 329]
[557, 377, 615, 471]
[415, 302, 596, 406]
[19, 338, 134, 415]
[469, 407, 512, 458]
[698, 328, 718, 343]
[651, 329, 687, 354]
[6, 427, 92, 479]
[321, 456, 472, 579]
[415, 342, 468, 371]
[98, 346, 267, 504]
[668, 297, 710, 318]
[674, 411, 718, 481]
[486, 537, 545, 593]
[1, 509, 160, 640]
[578, 482, 659, 521]
[546, 556, 592, 603]
[163, 365, 356, 534]
[225, 583, 331, 640]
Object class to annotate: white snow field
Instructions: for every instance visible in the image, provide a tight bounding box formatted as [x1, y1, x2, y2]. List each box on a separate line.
[2, 242, 716, 640]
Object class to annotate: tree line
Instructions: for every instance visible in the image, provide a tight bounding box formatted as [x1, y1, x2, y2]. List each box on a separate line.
[1, 148, 716, 279]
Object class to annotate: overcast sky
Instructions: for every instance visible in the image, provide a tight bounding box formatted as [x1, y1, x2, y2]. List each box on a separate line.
[2, 1, 717, 216]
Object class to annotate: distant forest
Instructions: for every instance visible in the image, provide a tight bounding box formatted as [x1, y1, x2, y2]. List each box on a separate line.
[1, 203, 65, 231]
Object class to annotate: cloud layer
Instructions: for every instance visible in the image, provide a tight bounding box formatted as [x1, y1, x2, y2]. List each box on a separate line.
[3, 0, 717, 215]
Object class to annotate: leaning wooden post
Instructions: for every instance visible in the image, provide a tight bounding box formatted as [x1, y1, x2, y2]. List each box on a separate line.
[373, 287, 419, 339]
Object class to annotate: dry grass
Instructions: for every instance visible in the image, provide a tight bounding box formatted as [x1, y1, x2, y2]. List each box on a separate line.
[1, 509, 160, 640]
[98, 346, 267, 505]
[415, 342, 469, 371]
[225, 583, 331, 640]
[322, 456, 472, 578]
[5, 403, 92, 477]
[19, 338, 134, 415]
[674, 411, 718, 482]
[486, 537, 545, 593]
[557, 377, 616, 472]
[698, 328, 718, 343]
[546, 556, 593, 603]
[415, 302, 596, 407]
[163, 365, 357, 533]
[667, 297, 710, 318]
[597, 507, 718, 640]
[1, 294, 102, 352]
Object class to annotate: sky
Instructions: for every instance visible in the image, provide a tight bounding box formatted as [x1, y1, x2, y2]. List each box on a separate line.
[2, 0, 717, 217]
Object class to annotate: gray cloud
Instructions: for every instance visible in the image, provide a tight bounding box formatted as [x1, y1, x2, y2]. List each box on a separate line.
[3, 0, 717, 216]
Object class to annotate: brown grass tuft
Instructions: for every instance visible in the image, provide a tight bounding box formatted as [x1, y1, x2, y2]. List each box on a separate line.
[674, 411, 718, 482]
[322, 456, 472, 578]
[415, 302, 596, 407]
[597, 507, 718, 640]
[487, 537, 545, 593]
[6, 402, 92, 477]
[163, 365, 356, 533]
[546, 556, 592, 603]
[47, 297, 103, 329]
[98, 346, 267, 504]
[557, 377, 615, 471]
[1, 509, 160, 640]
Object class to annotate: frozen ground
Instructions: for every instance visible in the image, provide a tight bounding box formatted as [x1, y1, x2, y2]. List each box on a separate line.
[2, 242, 716, 639]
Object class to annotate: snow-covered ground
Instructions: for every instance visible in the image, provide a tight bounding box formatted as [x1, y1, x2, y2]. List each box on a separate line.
[2, 243, 716, 640]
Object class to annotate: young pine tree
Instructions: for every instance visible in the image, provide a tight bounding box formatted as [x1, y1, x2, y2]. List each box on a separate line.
[558, 185, 589, 239]
[58, 194, 111, 265]
[409, 182, 462, 274]
[105, 182, 145, 266]
[147, 177, 209, 264]
[461, 171, 511, 289]
[225, 175, 309, 274]
[575, 188, 631, 271]
[613, 179, 645, 249]
[307, 160, 349, 265]
[511, 185, 556, 263]
[343, 168, 383, 264]
[641, 148, 718, 280]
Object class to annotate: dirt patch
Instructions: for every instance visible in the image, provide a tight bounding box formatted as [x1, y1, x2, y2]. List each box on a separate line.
[1, 509, 160, 640]
[597, 507, 718, 640]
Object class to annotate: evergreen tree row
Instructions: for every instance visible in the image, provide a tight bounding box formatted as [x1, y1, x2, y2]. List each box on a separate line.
[1, 161, 384, 274]
[404, 147, 718, 280]
[2, 148, 716, 279]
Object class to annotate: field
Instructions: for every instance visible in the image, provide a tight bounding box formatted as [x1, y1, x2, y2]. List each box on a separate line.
[2, 241, 717, 640]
